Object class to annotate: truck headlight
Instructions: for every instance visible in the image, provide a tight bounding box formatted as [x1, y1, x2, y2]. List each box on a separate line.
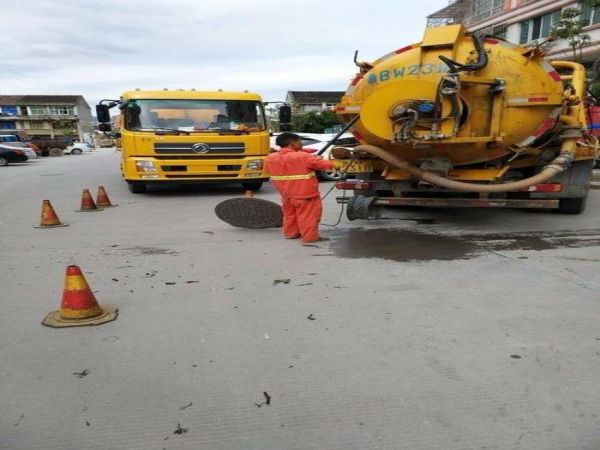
[246, 159, 264, 170]
[136, 161, 157, 172]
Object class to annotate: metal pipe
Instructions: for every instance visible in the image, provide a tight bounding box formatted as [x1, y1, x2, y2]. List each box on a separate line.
[316, 115, 360, 156]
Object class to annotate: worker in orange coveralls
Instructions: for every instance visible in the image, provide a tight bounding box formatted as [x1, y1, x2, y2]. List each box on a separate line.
[266, 133, 334, 243]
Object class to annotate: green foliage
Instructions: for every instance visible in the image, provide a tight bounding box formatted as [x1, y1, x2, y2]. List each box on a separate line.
[551, 5, 592, 61]
[290, 110, 340, 133]
[53, 119, 77, 137]
[589, 80, 600, 99]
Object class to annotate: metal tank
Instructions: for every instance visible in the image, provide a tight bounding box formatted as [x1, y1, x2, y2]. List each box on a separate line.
[333, 25, 597, 214]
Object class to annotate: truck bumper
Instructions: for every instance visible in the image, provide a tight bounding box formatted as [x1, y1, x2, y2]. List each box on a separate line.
[124, 156, 268, 182]
[337, 196, 560, 209]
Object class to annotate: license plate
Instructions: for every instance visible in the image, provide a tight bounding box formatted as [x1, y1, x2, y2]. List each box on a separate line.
[332, 160, 373, 173]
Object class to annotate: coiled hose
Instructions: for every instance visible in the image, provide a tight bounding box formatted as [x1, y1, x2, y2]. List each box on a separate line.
[351, 141, 576, 193]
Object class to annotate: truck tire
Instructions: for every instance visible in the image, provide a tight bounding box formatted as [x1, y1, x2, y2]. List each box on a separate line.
[128, 182, 147, 194]
[71, 148, 82, 155]
[49, 148, 63, 157]
[558, 197, 587, 214]
[347, 195, 382, 220]
[318, 169, 344, 181]
[241, 181, 263, 192]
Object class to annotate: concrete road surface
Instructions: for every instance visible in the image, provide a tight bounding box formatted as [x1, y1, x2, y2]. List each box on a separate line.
[1, 150, 599, 450]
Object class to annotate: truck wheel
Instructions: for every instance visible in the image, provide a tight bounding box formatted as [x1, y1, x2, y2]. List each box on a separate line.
[49, 148, 63, 157]
[128, 182, 147, 193]
[318, 169, 344, 181]
[241, 181, 263, 192]
[71, 148, 82, 155]
[0, 157, 8, 167]
[347, 195, 382, 220]
[558, 197, 587, 214]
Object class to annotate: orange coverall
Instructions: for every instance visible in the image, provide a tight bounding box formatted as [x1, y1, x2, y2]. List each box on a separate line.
[266, 148, 334, 242]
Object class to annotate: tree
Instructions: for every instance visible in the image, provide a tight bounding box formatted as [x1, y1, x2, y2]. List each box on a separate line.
[551, 0, 600, 62]
[290, 110, 340, 133]
[53, 119, 77, 138]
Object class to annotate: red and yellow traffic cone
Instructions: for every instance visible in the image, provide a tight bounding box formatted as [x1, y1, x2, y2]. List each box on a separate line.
[76, 189, 102, 212]
[42, 265, 118, 328]
[34, 200, 69, 228]
[96, 186, 117, 207]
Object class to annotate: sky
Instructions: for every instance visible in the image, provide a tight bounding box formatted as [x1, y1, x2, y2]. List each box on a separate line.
[3, 0, 448, 108]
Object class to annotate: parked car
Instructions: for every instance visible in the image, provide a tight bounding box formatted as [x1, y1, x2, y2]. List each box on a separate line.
[269, 132, 358, 181]
[64, 142, 94, 155]
[0, 145, 28, 166]
[0, 133, 41, 156]
[0, 135, 37, 159]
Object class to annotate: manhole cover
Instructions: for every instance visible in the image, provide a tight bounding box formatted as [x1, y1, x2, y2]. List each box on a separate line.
[215, 198, 282, 229]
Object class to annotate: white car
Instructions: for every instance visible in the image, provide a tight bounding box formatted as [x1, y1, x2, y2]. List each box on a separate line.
[64, 142, 94, 155]
[270, 132, 358, 180]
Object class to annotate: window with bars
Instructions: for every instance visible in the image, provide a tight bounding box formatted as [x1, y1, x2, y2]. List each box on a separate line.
[581, 3, 600, 27]
[519, 10, 562, 44]
[29, 106, 46, 115]
[470, 0, 504, 23]
[48, 106, 75, 116]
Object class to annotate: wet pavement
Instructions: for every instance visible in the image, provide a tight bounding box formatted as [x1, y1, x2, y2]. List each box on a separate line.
[330, 227, 600, 262]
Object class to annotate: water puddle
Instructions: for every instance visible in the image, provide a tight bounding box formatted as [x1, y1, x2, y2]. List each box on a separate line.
[330, 228, 600, 262]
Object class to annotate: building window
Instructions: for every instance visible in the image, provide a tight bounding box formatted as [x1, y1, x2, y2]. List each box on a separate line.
[477, 24, 507, 40]
[48, 106, 75, 116]
[471, 0, 504, 24]
[27, 120, 45, 129]
[519, 10, 561, 44]
[581, 3, 600, 27]
[0, 106, 19, 116]
[29, 106, 47, 115]
[0, 121, 16, 129]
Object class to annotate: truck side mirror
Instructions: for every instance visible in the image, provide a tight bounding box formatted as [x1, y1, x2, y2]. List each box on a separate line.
[96, 104, 111, 124]
[278, 105, 292, 124]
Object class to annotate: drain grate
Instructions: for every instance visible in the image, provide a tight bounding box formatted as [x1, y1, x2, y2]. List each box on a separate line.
[215, 197, 282, 229]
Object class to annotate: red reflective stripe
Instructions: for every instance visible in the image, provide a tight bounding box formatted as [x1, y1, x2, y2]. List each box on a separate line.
[529, 97, 548, 102]
[62, 289, 96, 309]
[548, 71, 561, 82]
[352, 130, 363, 141]
[532, 118, 556, 137]
[66, 265, 82, 276]
[485, 38, 499, 45]
[351, 75, 363, 86]
[395, 45, 413, 54]
[524, 183, 563, 192]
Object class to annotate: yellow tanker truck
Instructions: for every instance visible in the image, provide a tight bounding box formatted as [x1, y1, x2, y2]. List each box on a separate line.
[332, 25, 598, 215]
[96, 90, 270, 193]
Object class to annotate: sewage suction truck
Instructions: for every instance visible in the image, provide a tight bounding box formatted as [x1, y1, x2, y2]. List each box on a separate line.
[332, 25, 598, 216]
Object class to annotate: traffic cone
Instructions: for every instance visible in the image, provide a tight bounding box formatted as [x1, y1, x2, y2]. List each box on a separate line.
[96, 186, 117, 207]
[244, 190, 254, 198]
[34, 200, 69, 228]
[76, 189, 102, 212]
[42, 265, 118, 328]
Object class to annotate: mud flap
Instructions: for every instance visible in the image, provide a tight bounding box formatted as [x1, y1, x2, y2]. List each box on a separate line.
[347, 195, 382, 221]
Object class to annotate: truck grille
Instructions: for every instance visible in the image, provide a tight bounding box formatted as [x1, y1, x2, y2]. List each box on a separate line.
[154, 142, 245, 154]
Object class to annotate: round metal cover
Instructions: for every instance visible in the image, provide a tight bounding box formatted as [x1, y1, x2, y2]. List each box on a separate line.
[215, 198, 282, 229]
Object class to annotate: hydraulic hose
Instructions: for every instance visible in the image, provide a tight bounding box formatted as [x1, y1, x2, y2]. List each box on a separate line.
[351, 142, 575, 193]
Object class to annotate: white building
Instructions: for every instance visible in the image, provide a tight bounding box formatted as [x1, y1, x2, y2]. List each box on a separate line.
[427, 0, 600, 65]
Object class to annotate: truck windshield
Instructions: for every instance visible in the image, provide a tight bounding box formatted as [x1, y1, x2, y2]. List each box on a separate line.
[124, 99, 266, 132]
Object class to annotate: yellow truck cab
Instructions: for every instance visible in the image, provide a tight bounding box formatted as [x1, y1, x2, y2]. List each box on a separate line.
[103, 90, 270, 193]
